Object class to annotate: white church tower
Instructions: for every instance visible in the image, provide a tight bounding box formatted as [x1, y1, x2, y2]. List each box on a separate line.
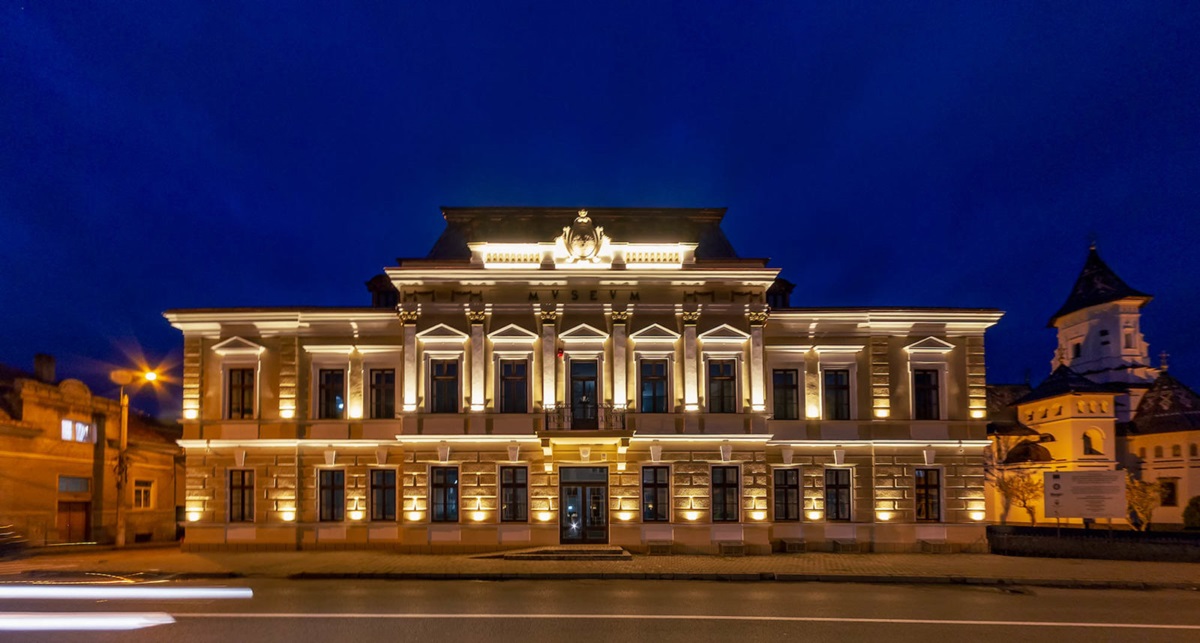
[1049, 245, 1157, 421]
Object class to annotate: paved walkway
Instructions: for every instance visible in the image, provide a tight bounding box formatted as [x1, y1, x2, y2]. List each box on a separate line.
[1, 546, 1197, 589]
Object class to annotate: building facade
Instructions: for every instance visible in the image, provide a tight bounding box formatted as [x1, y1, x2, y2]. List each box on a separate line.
[0, 355, 181, 545]
[988, 247, 1200, 527]
[168, 207, 1001, 552]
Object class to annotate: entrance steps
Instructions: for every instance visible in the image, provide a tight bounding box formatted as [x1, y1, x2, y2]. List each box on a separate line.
[478, 545, 633, 561]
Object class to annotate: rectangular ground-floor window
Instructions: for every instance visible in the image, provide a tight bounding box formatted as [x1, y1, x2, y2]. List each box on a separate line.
[319, 469, 345, 522]
[500, 466, 528, 522]
[711, 466, 740, 522]
[431, 466, 459, 522]
[915, 468, 941, 521]
[824, 468, 851, 521]
[370, 469, 397, 521]
[133, 480, 154, 510]
[642, 466, 670, 522]
[229, 470, 254, 522]
[773, 469, 800, 521]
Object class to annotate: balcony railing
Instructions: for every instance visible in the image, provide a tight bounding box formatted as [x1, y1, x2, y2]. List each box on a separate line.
[544, 405, 626, 431]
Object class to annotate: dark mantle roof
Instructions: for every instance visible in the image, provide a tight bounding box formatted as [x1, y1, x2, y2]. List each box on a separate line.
[1016, 365, 1116, 405]
[1129, 371, 1200, 434]
[1048, 247, 1151, 326]
[422, 207, 739, 261]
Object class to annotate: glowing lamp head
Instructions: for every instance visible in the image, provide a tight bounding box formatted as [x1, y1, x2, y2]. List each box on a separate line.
[874, 408, 890, 419]
[970, 409, 986, 419]
[806, 510, 823, 521]
[750, 511, 767, 521]
[472, 511, 487, 522]
[279, 408, 295, 419]
[281, 510, 296, 522]
[349, 510, 364, 521]
[183, 408, 199, 420]
[186, 511, 201, 523]
[537, 511, 553, 522]
[407, 511, 423, 522]
[617, 511, 633, 521]
[143, 371, 157, 382]
[969, 511, 986, 522]
[876, 510, 893, 521]
[684, 510, 701, 521]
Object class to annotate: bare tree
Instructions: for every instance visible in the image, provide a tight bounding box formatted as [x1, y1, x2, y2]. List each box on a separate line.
[984, 436, 1044, 525]
[1006, 471, 1044, 525]
[1126, 473, 1163, 532]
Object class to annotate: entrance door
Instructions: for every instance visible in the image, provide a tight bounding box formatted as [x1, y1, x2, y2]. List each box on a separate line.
[570, 360, 598, 429]
[560, 467, 608, 544]
[56, 501, 90, 543]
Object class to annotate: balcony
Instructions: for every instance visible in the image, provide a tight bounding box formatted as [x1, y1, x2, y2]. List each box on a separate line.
[543, 404, 626, 431]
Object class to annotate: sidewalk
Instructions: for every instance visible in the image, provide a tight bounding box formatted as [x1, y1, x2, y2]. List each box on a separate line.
[2, 547, 1198, 589]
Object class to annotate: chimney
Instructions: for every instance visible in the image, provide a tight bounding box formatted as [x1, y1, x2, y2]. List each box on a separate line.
[33, 354, 56, 383]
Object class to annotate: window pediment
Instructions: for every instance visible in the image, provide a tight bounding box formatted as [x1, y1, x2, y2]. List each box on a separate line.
[559, 323, 608, 343]
[212, 336, 266, 357]
[487, 324, 539, 344]
[417, 323, 470, 344]
[630, 323, 680, 343]
[698, 324, 750, 344]
[904, 337, 955, 354]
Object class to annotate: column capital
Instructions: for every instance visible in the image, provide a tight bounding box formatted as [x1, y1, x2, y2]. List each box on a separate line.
[610, 310, 631, 323]
[681, 311, 701, 325]
[396, 306, 420, 324]
[466, 310, 487, 324]
[539, 310, 559, 323]
[747, 310, 769, 326]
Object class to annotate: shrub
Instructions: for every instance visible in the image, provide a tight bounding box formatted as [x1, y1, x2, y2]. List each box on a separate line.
[1184, 496, 1200, 530]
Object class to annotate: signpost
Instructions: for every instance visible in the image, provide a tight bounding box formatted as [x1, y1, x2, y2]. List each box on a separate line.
[1044, 470, 1126, 519]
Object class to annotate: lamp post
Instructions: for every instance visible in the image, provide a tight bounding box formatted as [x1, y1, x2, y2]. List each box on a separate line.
[109, 369, 156, 548]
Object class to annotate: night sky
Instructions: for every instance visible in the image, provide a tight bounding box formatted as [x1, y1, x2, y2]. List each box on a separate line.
[3, 2, 1199, 417]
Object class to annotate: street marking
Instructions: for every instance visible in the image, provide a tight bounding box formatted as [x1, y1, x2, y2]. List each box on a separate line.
[0, 612, 175, 631]
[0, 586, 253, 600]
[172, 613, 1200, 630]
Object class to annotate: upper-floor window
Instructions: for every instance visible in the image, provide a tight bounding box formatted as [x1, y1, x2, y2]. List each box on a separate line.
[642, 466, 670, 522]
[708, 360, 737, 413]
[1072, 342, 1082, 358]
[1154, 446, 1164, 459]
[431, 466, 459, 522]
[500, 466, 528, 522]
[60, 419, 93, 443]
[1124, 332, 1135, 349]
[58, 476, 90, 493]
[369, 369, 396, 419]
[1160, 479, 1179, 507]
[640, 360, 669, 413]
[772, 369, 799, 420]
[430, 360, 459, 414]
[711, 465, 740, 522]
[1172, 444, 1182, 458]
[824, 468, 852, 521]
[912, 369, 940, 420]
[823, 369, 851, 420]
[499, 360, 528, 414]
[1083, 430, 1103, 455]
[227, 367, 255, 419]
[370, 469, 397, 521]
[319, 469, 345, 522]
[317, 369, 346, 419]
[773, 468, 800, 521]
[1192, 444, 1198, 458]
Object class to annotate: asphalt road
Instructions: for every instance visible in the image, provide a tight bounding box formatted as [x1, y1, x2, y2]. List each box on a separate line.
[2, 579, 1199, 642]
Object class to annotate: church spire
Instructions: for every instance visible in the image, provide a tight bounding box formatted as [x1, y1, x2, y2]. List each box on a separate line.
[1047, 245, 1152, 327]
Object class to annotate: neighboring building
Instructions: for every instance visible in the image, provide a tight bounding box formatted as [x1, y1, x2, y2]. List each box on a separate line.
[988, 246, 1200, 526]
[166, 207, 1002, 553]
[0, 355, 182, 545]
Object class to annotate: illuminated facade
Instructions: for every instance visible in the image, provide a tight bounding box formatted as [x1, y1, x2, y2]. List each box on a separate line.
[167, 207, 1001, 552]
[989, 247, 1200, 526]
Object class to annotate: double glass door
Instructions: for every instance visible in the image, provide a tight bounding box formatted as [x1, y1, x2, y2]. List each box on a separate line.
[569, 360, 598, 429]
[560, 467, 608, 544]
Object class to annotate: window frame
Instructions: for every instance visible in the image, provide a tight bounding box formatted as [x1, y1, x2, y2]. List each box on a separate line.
[368, 368, 397, 420]
[499, 465, 529, 522]
[711, 465, 741, 523]
[822, 368, 852, 421]
[1159, 478, 1179, 507]
[228, 469, 255, 523]
[430, 466, 460, 523]
[773, 468, 801, 521]
[132, 479, 154, 510]
[316, 368, 347, 420]
[428, 358, 461, 414]
[771, 369, 800, 421]
[318, 469, 346, 522]
[912, 368, 942, 421]
[914, 467, 942, 522]
[639, 358, 671, 414]
[60, 419, 94, 443]
[641, 465, 671, 522]
[824, 467, 852, 522]
[369, 468, 397, 522]
[498, 359, 529, 414]
[226, 366, 256, 420]
[706, 358, 739, 414]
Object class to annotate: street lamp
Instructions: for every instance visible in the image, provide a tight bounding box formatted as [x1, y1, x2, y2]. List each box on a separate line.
[109, 369, 157, 548]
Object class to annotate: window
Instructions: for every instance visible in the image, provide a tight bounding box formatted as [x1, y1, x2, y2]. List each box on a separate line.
[60, 419, 93, 443]
[133, 480, 154, 509]
[823, 369, 851, 420]
[915, 468, 941, 522]
[1139, 447, 1146, 459]
[1172, 444, 1182, 458]
[499, 361, 528, 413]
[58, 476, 90, 493]
[824, 468, 852, 521]
[773, 469, 800, 521]
[1072, 342, 1082, 358]
[370, 469, 397, 521]
[1192, 444, 1198, 458]
[1160, 479, 1179, 507]
[912, 369, 940, 420]
[317, 369, 346, 419]
[1083, 431, 1102, 455]
[227, 367, 255, 419]
[772, 369, 799, 420]
[1124, 332, 1134, 349]
[640, 360, 669, 413]
[369, 369, 396, 419]
[707, 360, 737, 413]
[319, 469, 345, 522]
[500, 466, 528, 522]
[711, 465, 740, 522]
[229, 470, 254, 522]
[642, 466, 670, 522]
[431, 466, 459, 522]
[1154, 446, 1163, 459]
[430, 360, 459, 413]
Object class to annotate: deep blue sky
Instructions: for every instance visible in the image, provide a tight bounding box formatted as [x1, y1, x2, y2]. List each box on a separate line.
[3, 2, 1199, 416]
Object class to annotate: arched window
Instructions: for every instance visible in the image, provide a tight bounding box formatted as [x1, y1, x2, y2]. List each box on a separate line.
[1138, 447, 1146, 459]
[1192, 444, 1198, 458]
[1172, 444, 1182, 458]
[1082, 429, 1104, 456]
[1154, 446, 1164, 459]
